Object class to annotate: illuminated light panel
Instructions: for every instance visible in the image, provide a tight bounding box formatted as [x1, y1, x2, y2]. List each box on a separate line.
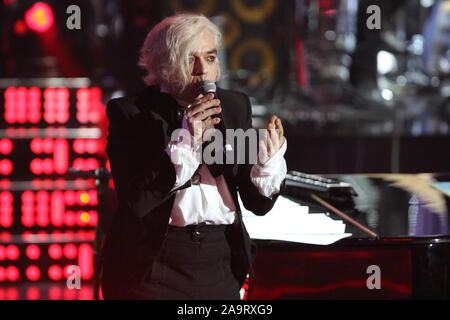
[29, 158, 42, 175]
[25, 244, 41, 260]
[21, 214, 35, 228]
[43, 88, 70, 124]
[21, 191, 35, 228]
[25, 2, 54, 33]
[48, 244, 63, 260]
[0, 139, 13, 154]
[6, 266, 20, 282]
[0, 159, 13, 175]
[14, 19, 27, 36]
[79, 192, 90, 204]
[79, 211, 90, 224]
[42, 138, 53, 154]
[4, 87, 42, 124]
[64, 210, 76, 226]
[21, 191, 34, 203]
[73, 139, 102, 154]
[72, 158, 100, 171]
[78, 243, 94, 280]
[25, 265, 41, 281]
[64, 190, 77, 206]
[36, 202, 50, 227]
[63, 244, 77, 260]
[73, 139, 84, 154]
[76, 88, 103, 124]
[48, 286, 62, 300]
[6, 245, 20, 261]
[54, 178, 67, 189]
[0, 266, 5, 281]
[0, 191, 13, 228]
[26, 287, 41, 300]
[53, 138, 69, 174]
[50, 191, 64, 227]
[48, 265, 63, 281]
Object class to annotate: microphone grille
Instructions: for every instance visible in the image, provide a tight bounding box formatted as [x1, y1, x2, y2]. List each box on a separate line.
[201, 80, 216, 95]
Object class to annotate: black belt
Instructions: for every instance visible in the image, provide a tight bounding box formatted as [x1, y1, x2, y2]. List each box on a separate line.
[168, 223, 229, 242]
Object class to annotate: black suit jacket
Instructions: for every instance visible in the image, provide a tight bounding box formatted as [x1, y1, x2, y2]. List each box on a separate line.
[101, 85, 283, 299]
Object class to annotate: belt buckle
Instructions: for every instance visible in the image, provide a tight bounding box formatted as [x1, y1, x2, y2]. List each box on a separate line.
[190, 223, 205, 242]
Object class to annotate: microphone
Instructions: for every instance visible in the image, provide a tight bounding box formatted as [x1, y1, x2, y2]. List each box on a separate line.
[200, 80, 221, 121]
[200, 80, 232, 152]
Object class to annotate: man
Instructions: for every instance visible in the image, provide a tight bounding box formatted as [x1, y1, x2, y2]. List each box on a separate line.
[101, 14, 287, 299]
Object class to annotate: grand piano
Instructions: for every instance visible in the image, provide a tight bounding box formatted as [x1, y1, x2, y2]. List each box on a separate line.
[246, 173, 450, 300]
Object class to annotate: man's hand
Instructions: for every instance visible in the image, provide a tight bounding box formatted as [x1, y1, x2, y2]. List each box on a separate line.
[259, 115, 285, 165]
[186, 93, 222, 144]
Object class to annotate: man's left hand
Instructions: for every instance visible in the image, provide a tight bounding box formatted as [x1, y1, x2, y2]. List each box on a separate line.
[259, 115, 285, 165]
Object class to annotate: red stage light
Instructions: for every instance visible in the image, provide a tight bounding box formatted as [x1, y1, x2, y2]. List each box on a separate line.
[86, 158, 100, 170]
[21, 190, 33, 204]
[78, 243, 93, 280]
[26, 287, 40, 300]
[0, 191, 12, 202]
[50, 190, 65, 227]
[0, 159, 13, 175]
[54, 138, 69, 174]
[88, 190, 98, 206]
[73, 139, 84, 154]
[6, 245, 20, 261]
[0, 139, 13, 154]
[42, 158, 53, 175]
[30, 138, 42, 154]
[64, 190, 76, 206]
[64, 210, 76, 226]
[14, 20, 27, 35]
[6, 266, 20, 282]
[48, 265, 62, 281]
[42, 138, 53, 154]
[21, 215, 35, 228]
[22, 202, 34, 216]
[30, 158, 42, 175]
[25, 2, 54, 33]
[63, 244, 77, 259]
[26, 244, 41, 260]
[0, 266, 5, 282]
[48, 286, 62, 300]
[36, 190, 49, 203]
[48, 244, 62, 260]
[25, 265, 41, 281]
[86, 139, 99, 154]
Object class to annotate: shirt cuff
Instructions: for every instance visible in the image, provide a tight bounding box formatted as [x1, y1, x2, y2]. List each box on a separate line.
[165, 139, 201, 191]
[250, 139, 288, 198]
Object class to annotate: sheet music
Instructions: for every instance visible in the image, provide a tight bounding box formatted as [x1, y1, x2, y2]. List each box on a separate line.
[239, 195, 352, 245]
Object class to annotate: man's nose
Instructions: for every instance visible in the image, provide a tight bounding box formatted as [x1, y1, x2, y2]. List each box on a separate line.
[193, 58, 207, 76]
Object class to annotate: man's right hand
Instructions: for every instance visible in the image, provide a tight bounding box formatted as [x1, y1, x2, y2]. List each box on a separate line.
[186, 93, 222, 144]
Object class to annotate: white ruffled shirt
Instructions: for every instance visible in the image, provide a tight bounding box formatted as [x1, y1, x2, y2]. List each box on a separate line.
[165, 107, 287, 226]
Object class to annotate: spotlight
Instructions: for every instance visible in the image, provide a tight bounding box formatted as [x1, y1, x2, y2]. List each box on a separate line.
[24, 2, 54, 33]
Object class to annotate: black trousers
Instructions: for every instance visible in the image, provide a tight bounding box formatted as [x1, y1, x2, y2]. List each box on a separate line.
[128, 224, 241, 300]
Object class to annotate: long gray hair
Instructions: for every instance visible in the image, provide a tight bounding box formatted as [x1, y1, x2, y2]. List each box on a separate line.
[138, 14, 222, 94]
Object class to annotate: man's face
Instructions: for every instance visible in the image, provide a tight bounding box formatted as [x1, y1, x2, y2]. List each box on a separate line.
[176, 30, 220, 103]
